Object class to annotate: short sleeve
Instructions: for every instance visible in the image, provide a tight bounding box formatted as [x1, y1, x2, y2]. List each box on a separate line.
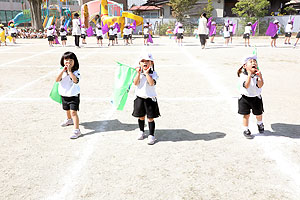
[73, 71, 80, 83]
[151, 71, 159, 81]
[239, 74, 247, 88]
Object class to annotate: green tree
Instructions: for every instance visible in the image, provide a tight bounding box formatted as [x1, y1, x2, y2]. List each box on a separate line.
[283, 6, 297, 15]
[232, 0, 270, 24]
[28, 0, 43, 30]
[169, 0, 198, 21]
[203, 0, 214, 18]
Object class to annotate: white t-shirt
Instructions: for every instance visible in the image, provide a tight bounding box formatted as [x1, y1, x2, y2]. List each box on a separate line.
[10, 27, 17, 34]
[109, 29, 114, 36]
[239, 72, 262, 97]
[81, 28, 86, 35]
[198, 17, 208, 34]
[129, 28, 133, 34]
[144, 28, 149, 35]
[113, 28, 118, 34]
[244, 26, 252, 34]
[60, 30, 67, 36]
[223, 26, 230, 37]
[72, 19, 81, 36]
[229, 25, 234, 32]
[178, 28, 184, 34]
[47, 29, 53, 36]
[59, 70, 81, 97]
[123, 28, 129, 35]
[96, 29, 103, 36]
[135, 71, 158, 98]
[285, 24, 293, 33]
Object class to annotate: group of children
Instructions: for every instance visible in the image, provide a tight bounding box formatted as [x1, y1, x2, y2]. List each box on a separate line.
[0, 23, 17, 46]
[56, 49, 264, 144]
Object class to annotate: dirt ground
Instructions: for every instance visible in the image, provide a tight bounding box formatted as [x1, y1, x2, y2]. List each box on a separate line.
[0, 35, 299, 200]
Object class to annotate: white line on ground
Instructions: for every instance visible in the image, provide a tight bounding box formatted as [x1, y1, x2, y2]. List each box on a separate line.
[180, 45, 300, 194]
[46, 109, 115, 200]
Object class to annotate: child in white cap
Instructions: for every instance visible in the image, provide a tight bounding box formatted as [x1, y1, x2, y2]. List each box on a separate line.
[81, 24, 87, 44]
[284, 20, 293, 45]
[229, 21, 234, 43]
[223, 22, 230, 46]
[237, 55, 264, 139]
[47, 25, 54, 47]
[271, 20, 280, 47]
[108, 26, 114, 46]
[243, 22, 252, 47]
[96, 24, 103, 46]
[123, 24, 129, 45]
[60, 26, 67, 47]
[143, 24, 149, 46]
[133, 52, 160, 145]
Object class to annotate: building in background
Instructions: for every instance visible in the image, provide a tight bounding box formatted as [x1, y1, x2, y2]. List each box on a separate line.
[79, 0, 128, 10]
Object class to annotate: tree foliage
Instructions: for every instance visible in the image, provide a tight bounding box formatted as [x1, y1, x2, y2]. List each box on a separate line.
[169, 0, 198, 21]
[283, 6, 297, 15]
[28, 0, 43, 30]
[203, 0, 214, 18]
[232, 0, 270, 24]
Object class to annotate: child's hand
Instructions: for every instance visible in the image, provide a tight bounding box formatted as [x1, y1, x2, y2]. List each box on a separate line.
[135, 66, 141, 73]
[144, 66, 151, 74]
[256, 70, 262, 77]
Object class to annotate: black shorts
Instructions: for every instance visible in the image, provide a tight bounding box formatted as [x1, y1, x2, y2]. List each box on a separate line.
[81, 34, 86, 39]
[144, 34, 149, 39]
[61, 36, 67, 41]
[211, 34, 216, 37]
[271, 34, 278, 39]
[48, 36, 53, 41]
[109, 35, 114, 40]
[285, 32, 292, 37]
[132, 96, 160, 118]
[129, 34, 132, 39]
[123, 35, 128, 39]
[296, 32, 300, 38]
[62, 95, 80, 111]
[11, 33, 17, 37]
[97, 36, 103, 40]
[238, 95, 264, 115]
[243, 33, 250, 39]
[177, 33, 183, 39]
[114, 34, 117, 39]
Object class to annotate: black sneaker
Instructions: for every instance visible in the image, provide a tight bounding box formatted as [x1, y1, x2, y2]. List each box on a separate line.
[243, 129, 253, 139]
[257, 123, 264, 133]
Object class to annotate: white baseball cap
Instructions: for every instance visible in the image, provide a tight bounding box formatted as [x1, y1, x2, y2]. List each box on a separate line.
[274, 20, 279, 24]
[242, 55, 257, 66]
[139, 52, 154, 61]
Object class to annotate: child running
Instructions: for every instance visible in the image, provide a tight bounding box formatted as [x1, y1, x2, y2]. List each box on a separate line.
[143, 24, 149, 46]
[177, 25, 184, 46]
[237, 55, 264, 139]
[271, 20, 280, 48]
[133, 52, 160, 145]
[108, 26, 114, 46]
[284, 20, 293, 45]
[223, 23, 230, 46]
[123, 24, 129, 45]
[243, 22, 252, 47]
[55, 51, 81, 139]
[9, 23, 17, 44]
[60, 26, 67, 47]
[96, 24, 103, 46]
[293, 28, 300, 48]
[47, 25, 54, 47]
[0, 24, 7, 46]
[229, 21, 234, 43]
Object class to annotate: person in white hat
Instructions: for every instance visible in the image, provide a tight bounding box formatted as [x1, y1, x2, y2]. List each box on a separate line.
[243, 22, 252, 47]
[95, 24, 103, 46]
[9, 23, 18, 44]
[237, 55, 264, 139]
[108, 26, 114, 46]
[123, 24, 130, 45]
[60, 25, 67, 47]
[143, 24, 149, 45]
[229, 21, 234, 43]
[132, 52, 160, 145]
[284, 20, 293, 45]
[223, 22, 230, 46]
[271, 20, 280, 47]
[47, 25, 54, 47]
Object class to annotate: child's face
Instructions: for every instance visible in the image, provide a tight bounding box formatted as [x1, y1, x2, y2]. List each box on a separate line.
[140, 59, 152, 71]
[64, 58, 74, 68]
[243, 59, 258, 74]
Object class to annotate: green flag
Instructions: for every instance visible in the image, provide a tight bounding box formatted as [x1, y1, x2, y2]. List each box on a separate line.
[253, 47, 259, 70]
[50, 82, 62, 104]
[112, 62, 137, 110]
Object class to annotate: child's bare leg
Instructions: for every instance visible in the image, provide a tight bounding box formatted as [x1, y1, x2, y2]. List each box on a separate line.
[71, 110, 79, 129]
[66, 110, 71, 119]
[255, 115, 262, 122]
[243, 114, 250, 128]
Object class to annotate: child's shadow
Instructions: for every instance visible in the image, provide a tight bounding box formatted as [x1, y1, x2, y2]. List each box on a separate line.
[80, 119, 138, 137]
[80, 119, 226, 142]
[155, 129, 226, 142]
[263, 123, 300, 139]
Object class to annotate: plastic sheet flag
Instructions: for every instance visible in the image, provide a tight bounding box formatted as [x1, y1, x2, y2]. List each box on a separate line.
[251, 21, 258, 36]
[50, 82, 62, 104]
[7, 36, 13, 42]
[102, 22, 109, 34]
[266, 22, 278, 37]
[148, 34, 153, 43]
[0, 31, 5, 42]
[86, 26, 94, 37]
[112, 62, 137, 111]
[209, 25, 216, 36]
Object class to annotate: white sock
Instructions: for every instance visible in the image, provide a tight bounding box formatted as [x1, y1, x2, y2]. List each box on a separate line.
[257, 121, 263, 125]
[243, 126, 249, 131]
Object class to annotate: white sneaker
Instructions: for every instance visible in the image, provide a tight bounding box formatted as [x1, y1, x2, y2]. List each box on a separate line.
[60, 119, 73, 127]
[147, 135, 156, 145]
[137, 131, 145, 140]
[70, 129, 81, 139]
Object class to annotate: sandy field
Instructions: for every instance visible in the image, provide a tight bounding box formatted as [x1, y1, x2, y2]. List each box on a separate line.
[0, 35, 299, 200]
